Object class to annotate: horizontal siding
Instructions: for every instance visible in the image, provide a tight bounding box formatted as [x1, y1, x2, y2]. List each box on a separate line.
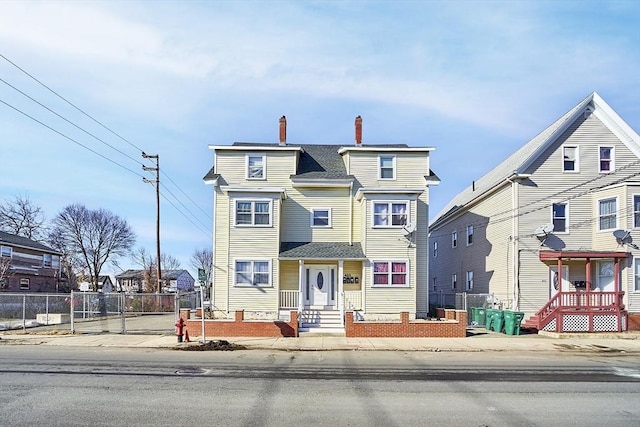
[281, 187, 351, 242]
[279, 260, 299, 291]
[215, 151, 297, 186]
[343, 261, 362, 291]
[349, 152, 430, 189]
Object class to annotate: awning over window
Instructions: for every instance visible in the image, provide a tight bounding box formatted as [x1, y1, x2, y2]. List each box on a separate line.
[539, 250, 629, 261]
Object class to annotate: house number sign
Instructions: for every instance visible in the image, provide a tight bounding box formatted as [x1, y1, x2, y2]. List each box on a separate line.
[343, 274, 359, 284]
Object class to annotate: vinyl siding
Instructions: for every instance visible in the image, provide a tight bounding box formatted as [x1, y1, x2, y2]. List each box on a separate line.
[281, 187, 351, 242]
[349, 152, 431, 189]
[215, 150, 297, 186]
[343, 260, 363, 292]
[279, 260, 299, 291]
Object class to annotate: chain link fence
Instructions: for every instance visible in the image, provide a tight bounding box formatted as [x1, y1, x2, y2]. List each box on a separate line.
[0, 291, 200, 334]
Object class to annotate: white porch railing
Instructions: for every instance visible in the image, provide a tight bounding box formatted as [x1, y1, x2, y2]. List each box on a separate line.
[279, 290, 299, 309]
[344, 291, 362, 310]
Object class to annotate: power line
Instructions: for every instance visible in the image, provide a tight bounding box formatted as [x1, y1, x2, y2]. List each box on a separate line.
[162, 171, 212, 221]
[159, 191, 211, 238]
[0, 53, 146, 154]
[160, 181, 212, 232]
[0, 99, 145, 178]
[0, 77, 146, 168]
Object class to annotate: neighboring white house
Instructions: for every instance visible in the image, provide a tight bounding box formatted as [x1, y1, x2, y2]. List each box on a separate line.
[115, 269, 195, 293]
[205, 116, 440, 333]
[429, 92, 640, 332]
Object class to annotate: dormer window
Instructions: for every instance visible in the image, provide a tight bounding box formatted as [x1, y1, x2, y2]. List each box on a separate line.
[563, 146, 578, 172]
[247, 154, 265, 179]
[379, 155, 396, 180]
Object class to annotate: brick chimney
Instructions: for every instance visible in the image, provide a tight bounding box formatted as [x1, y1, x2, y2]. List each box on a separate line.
[355, 115, 362, 145]
[279, 115, 287, 145]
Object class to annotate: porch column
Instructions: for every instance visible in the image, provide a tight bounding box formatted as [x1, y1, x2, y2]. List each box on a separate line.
[586, 257, 592, 332]
[557, 257, 563, 333]
[298, 260, 305, 313]
[614, 258, 621, 332]
[338, 260, 344, 326]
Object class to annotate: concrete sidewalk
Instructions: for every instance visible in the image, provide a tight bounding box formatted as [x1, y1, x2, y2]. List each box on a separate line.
[1, 329, 639, 354]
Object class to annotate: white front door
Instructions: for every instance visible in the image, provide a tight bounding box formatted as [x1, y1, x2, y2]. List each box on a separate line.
[596, 261, 615, 292]
[308, 266, 330, 307]
[550, 266, 569, 298]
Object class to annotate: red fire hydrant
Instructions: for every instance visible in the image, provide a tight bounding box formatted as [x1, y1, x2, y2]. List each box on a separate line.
[175, 317, 185, 343]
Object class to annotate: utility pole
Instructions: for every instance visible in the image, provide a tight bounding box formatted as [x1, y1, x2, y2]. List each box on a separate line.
[142, 152, 162, 293]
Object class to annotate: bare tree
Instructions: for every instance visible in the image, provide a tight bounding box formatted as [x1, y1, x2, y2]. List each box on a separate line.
[132, 247, 181, 292]
[190, 248, 212, 286]
[0, 256, 12, 289]
[191, 248, 212, 299]
[48, 228, 82, 291]
[50, 204, 135, 291]
[0, 194, 46, 240]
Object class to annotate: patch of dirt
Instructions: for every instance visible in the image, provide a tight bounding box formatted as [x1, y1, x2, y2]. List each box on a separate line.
[175, 340, 247, 351]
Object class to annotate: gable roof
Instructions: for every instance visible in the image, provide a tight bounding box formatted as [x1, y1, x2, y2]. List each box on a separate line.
[0, 231, 60, 254]
[431, 92, 640, 228]
[115, 269, 193, 280]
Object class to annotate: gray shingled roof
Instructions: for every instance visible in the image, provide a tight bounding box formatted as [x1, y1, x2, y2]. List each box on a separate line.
[0, 231, 60, 254]
[202, 166, 219, 181]
[115, 269, 192, 280]
[279, 242, 366, 259]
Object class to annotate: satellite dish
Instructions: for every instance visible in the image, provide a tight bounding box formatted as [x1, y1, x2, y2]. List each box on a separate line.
[613, 229, 631, 246]
[402, 223, 416, 236]
[534, 223, 554, 246]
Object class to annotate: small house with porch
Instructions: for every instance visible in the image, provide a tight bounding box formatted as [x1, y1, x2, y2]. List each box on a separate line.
[429, 92, 640, 332]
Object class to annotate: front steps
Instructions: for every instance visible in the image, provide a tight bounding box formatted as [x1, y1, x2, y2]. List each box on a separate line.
[299, 309, 345, 335]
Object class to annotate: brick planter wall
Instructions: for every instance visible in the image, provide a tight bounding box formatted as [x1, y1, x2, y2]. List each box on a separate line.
[345, 310, 467, 338]
[185, 310, 299, 338]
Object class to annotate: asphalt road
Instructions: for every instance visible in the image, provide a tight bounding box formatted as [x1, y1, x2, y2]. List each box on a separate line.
[1, 347, 639, 426]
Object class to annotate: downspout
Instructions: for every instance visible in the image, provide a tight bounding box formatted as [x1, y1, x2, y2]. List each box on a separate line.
[349, 182, 353, 246]
[512, 179, 519, 310]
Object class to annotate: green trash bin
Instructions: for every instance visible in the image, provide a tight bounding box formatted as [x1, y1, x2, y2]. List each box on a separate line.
[491, 310, 505, 333]
[473, 307, 486, 326]
[512, 312, 526, 336]
[485, 308, 495, 330]
[503, 310, 515, 335]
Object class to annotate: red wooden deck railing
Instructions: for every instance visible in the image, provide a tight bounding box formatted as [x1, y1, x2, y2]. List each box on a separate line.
[535, 291, 624, 330]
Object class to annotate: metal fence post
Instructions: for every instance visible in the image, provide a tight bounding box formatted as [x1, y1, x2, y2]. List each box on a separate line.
[70, 291, 75, 333]
[121, 292, 126, 334]
[22, 294, 26, 331]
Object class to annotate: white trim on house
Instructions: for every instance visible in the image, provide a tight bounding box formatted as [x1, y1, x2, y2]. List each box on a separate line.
[551, 201, 569, 234]
[371, 259, 410, 288]
[355, 188, 423, 202]
[210, 145, 303, 152]
[598, 145, 615, 174]
[233, 259, 272, 288]
[246, 153, 266, 180]
[337, 147, 435, 154]
[378, 154, 396, 180]
[310, 208, 332, 228]
[633, 194, 640, 229]
[220, 186, 287, 199]
[371, 200, 410, 228]
[562, 145, 579, 173]
[597, 196, 619, 232]
[234, 199, 273, 227]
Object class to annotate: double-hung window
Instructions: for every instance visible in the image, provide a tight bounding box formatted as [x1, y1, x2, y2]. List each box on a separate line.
[379, 155, 396, 180]
[236, 200, 271, 226]
[563, 146, 578, 172]
[372, 261, 408, 287]
[466, 225, 474, 246]
[311, 208, 331, 227]
[235, 260, 271, 287]
[246, 154, 266, 179]
[466, 271, 474, 291]
[433, 241, 438, 258]
[373, 201, 408, 227]
[599, 146, 614, 173]
[0, 246, 11, 258]
[451, 274, 457, 290]
[552, 203, 568, 233]
[43, 254, 52, 268]
[598, 198, 617, 231]
[452, 231, 457, 248]
[634, 195, 640, 228]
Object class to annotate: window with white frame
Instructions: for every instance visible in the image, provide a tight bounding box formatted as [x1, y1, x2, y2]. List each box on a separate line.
[20, 278, 29, 290]
[372, 261, 408, 287]
[451, 273, 457, 290]
[379, 155, 396, 180]
[635, 259, 640, 292]
[552, 202, 568, 233]
[466, 270, 474, 291]
[235, 260, 271, 287]
[433, 241, 438, 258]
[310, 208, 331, 227]
[599, 146, 614, 173]
[373, 201, 408, 227]
[563, 146, 578, 172]
[452, 230, 457, 248]
[634, 195, 640, 228]
[466, 225, 474, 246]
[235, 200, 271, 226]
[43, 254, 52, 268]
[0, 246, 11, 258]
[598, 198, 617, 231]
[246, 154, 265, 179]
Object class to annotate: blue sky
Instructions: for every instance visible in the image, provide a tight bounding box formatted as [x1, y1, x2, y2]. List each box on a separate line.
[1, 0, 639, 278]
